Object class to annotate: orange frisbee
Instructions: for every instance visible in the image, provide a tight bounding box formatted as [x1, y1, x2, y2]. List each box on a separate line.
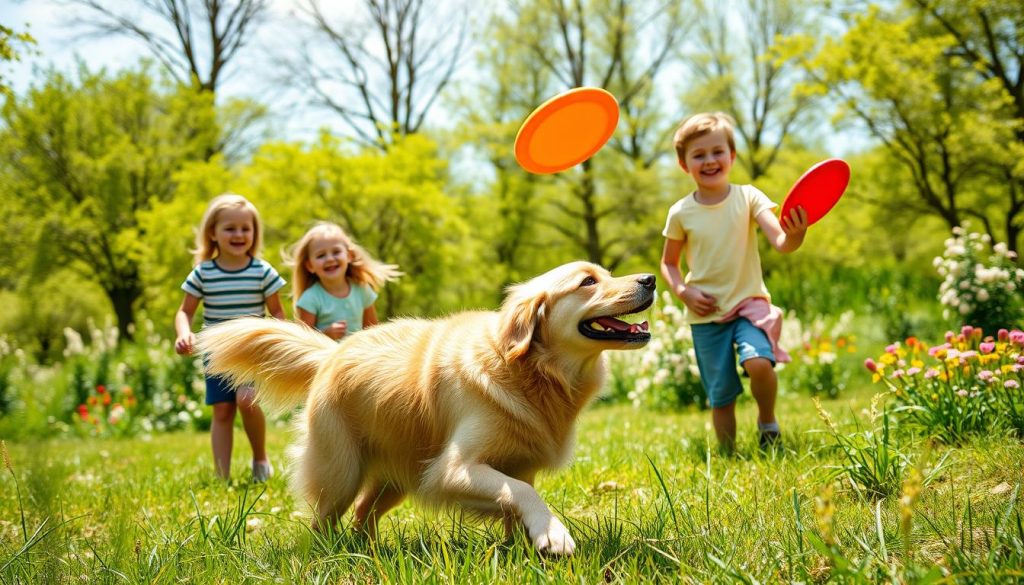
[514, 87, 619, 174]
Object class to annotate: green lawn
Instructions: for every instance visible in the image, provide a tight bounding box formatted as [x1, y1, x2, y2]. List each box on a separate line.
[2, 384, 1023, 583]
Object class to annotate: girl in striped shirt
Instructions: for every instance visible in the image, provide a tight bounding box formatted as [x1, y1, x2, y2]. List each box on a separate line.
[174, 193, 285, 482]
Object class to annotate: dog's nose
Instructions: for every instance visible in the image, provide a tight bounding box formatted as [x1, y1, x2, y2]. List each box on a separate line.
[637, 274, 656, 290]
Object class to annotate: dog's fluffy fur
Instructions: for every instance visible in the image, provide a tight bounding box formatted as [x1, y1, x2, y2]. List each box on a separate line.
[197, 261, 654, 554]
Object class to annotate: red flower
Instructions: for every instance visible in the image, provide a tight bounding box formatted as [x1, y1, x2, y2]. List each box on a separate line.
[96, 385, 106, 395]
[864, 358, 879, 373]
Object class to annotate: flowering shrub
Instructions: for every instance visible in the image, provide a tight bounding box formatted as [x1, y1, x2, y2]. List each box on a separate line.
[865, 327, 1024, 442]
[606, 291, 706, 410]
[934, 225, 1024, 333]
[58, 318, 210, 437]
[782, 311, 858, 399]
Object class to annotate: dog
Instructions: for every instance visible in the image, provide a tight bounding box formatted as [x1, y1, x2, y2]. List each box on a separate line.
[197, 261, 654, 555]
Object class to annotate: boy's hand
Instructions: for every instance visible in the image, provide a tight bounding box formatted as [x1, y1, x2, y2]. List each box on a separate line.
[780, 206, 809, 235]
[175, 332, 196, 356]
[324, 320, 348, 340]
[678, 285, 718, 317]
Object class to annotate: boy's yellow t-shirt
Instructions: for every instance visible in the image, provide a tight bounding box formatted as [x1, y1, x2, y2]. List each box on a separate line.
[662, 184, 777, 324]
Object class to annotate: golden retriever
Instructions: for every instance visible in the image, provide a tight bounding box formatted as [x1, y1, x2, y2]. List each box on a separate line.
[197, 261, 654, 555]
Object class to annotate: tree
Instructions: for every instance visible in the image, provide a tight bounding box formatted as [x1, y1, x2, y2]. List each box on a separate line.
[689, 0, 819, 180]
[1, 24, 37, 98]
[288, 0, 469, 151]
[789, 4, 1024, 252]
[0, 63, 220, 340]
[905, 0, 1024, 251]
[60, 0, 268, 94]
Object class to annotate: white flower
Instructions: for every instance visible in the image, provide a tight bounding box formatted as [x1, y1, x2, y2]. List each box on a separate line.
[976, 289, 990, 302]
[994, 242, 1009, 256]
[959, 303, 971, 315]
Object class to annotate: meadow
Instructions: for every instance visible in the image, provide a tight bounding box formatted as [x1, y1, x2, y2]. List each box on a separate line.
[3, 377, 1024, 583]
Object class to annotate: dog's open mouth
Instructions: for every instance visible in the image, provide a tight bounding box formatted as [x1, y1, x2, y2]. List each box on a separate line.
[578, 297, 653, 342]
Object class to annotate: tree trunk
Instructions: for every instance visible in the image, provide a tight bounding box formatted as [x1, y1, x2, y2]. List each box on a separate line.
[106, 284, 141, 343]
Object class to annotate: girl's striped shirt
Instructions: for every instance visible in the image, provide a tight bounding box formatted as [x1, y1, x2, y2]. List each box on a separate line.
[181, 258, 286, 326]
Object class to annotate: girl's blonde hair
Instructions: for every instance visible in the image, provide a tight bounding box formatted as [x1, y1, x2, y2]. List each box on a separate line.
[191, 193, 264, 264]
[285, 222, 401, 313]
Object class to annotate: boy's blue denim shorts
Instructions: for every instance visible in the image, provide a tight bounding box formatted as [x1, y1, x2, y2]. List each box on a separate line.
[690, 317, 775, 408]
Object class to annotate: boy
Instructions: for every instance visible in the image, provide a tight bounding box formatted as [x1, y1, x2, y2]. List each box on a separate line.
[660, 112, 808, 452]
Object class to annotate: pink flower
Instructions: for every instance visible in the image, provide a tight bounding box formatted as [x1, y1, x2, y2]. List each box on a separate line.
[978, 370, 994, 382]
[928, 343, 950, 356]
[980, 342, 996, 354]
[907, 367, 921, 376]
[945, 331, 955, 343]
[1005, 380, 1020, 389]
[924, 368, 940, 379]
[998, 329, 1009, 342]
[864, 358, 879, 372]
[959, 350, 978, 361]
[891, 369, 906, 379]
[1010, 331, 1024, 347]
[957, 389, 969, 397]
[885, 343, 900, 354]
[961, 325, 974, 339]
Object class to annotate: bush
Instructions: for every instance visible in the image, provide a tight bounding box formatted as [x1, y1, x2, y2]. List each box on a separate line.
[606, 291, 706, 410]
[780, 311, 858, 399]
[935, 225, 1024, 333]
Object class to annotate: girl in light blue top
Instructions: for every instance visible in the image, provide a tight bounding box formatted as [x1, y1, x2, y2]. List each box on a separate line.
[287, 222, 401, 340]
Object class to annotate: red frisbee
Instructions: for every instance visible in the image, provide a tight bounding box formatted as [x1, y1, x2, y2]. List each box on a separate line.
[514, 87, 619, 174]
[779, 158, 850, 227]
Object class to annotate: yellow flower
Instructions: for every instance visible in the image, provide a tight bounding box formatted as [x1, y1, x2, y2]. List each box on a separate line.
[911, 359, 924, 369]
[881, 353, 898, 365]
[1002, 365, 1016, 374]
[931, 393, 939, 401]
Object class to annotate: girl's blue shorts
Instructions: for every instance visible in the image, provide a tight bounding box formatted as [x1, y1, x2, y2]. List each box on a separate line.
[690, 317, 775, 408]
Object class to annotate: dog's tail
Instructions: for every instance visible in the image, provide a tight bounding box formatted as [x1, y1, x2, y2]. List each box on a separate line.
[196, 318, 336, 411]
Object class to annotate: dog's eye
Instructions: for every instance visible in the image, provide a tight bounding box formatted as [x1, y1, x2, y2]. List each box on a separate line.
[579, 276, 597, 287]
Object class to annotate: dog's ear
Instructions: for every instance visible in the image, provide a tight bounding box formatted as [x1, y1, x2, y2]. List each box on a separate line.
[498, 290, 548, 362]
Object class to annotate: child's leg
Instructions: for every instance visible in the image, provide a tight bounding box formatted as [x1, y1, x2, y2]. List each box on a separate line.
[743, 357, 777, 424]
[691, 321, 744, 452]
[211, 402, 237, 478]
[735, 318, 781, 446]
[236, 386, 268, 463]
[710, 402, 737, 451]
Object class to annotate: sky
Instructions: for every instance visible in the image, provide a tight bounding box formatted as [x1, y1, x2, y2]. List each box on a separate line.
[3, 0, 871, 160]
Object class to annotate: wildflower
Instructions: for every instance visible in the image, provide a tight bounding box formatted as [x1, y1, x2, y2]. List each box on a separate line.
[1006, 380, 1021, 389]
[864, 358, 879, 372]
[907, 367, 921, 376]
[980, 342, 995, 354]
[998, 329, 1009, 342]
[1, 440, 11, 473]
[931, 393, 939, 401]
[96, 385, 106, 395]
[924, 368, 940, 379]
[957, 389, 969, 397]
[885, 343, 900, 354]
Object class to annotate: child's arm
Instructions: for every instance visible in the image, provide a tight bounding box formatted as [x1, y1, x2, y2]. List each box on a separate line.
[297, 308, 319, 329]
[265, 292, 286, 319]
[660, 238, 718, 317]
[757, 207, 808, 254]
[174, 294, 200, 355]
[363, 305, 379, 328]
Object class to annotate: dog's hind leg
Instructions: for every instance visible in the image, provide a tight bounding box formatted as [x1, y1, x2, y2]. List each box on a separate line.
[353, 482, 406, 539]
[296, 411, 363, 532]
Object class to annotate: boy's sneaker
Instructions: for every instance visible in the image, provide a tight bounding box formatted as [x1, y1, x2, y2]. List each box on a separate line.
[759, 430, 782, 450]
[252, 460, 274, 483]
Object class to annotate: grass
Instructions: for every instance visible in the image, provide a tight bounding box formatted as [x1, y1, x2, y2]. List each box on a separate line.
[2, 384, 1023, 583]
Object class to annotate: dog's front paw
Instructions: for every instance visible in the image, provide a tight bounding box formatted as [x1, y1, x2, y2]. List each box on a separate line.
[529, 516, 575, 556]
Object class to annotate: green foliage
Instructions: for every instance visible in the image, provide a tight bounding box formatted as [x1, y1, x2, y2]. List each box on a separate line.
[0, 24, 36, 98]
[781, 312, 858, 399]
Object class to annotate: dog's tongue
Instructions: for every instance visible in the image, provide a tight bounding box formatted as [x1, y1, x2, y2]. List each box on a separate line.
[595, 317, 650, 334]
